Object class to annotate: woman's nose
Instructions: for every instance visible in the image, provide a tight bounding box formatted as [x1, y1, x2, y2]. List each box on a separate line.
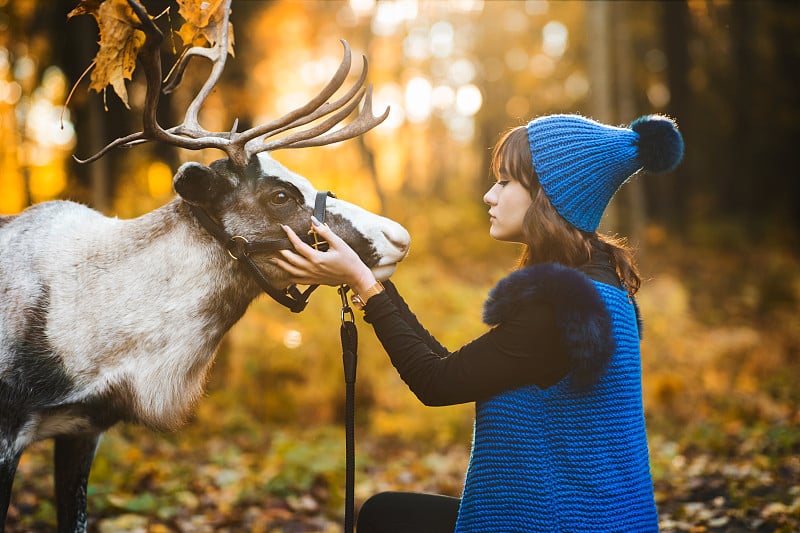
[483, 185, 497, 206]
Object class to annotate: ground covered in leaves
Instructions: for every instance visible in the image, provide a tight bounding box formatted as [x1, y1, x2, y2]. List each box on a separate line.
[7, 419, 800, 532]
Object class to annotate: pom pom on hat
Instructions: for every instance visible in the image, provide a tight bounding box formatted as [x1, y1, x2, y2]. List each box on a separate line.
[527, 113, 684, 232]
[630, 115, 684, 173]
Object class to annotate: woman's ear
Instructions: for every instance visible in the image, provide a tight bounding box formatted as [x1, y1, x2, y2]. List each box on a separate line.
[173, 162, 234, 206]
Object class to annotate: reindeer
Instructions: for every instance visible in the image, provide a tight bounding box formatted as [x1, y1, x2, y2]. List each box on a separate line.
[0, 1, 409, 531]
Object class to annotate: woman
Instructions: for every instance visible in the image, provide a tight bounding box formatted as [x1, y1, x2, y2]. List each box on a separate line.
[274, 114, 684, 532]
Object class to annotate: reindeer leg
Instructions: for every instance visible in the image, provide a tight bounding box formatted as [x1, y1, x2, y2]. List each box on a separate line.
[54, 433, 100, 533]
[1, 449, 22, 533]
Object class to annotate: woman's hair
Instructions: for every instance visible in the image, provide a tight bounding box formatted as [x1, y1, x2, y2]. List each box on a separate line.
[491, 126, 641, 295]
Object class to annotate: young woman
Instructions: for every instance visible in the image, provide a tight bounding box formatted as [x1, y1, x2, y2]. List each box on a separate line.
[274, 114, 684, 532]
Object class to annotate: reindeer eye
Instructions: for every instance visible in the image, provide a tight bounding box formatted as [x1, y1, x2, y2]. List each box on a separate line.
[270, 191, 290, 205]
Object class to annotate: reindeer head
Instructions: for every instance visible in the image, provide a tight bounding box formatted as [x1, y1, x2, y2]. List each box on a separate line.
[173, 154, 410, 290]
[77, 0, 410, 305]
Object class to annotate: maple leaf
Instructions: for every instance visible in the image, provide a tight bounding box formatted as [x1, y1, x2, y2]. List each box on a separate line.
[69, 0, 146, 109]
[176, 0, 235, 56]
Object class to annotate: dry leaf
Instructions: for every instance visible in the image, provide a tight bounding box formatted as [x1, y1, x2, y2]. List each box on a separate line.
[67, 0, 104, 19]
[70, 0, 146, 109]
[91, 0, 146, 108]
[176, 0, 235, 56]
[69, 0, 234, 111]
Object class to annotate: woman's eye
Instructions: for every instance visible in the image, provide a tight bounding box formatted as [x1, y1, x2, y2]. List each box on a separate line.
[270, 191, 290, 205]
[497, 180, 509, 187]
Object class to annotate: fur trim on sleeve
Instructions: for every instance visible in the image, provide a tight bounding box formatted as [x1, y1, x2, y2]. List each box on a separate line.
[482, 263, 615, 389]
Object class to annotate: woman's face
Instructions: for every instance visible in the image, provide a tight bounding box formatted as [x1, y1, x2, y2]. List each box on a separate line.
[483, 176, 532, 243]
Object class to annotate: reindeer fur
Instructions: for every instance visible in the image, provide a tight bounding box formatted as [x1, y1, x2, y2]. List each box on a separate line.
[0, 153, 409, 532]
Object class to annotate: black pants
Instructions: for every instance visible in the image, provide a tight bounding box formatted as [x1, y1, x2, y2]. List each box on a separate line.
[356, 491, 460, 533]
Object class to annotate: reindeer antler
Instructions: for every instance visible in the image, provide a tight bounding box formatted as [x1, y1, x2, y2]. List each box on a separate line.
[76, 0, 389, 169]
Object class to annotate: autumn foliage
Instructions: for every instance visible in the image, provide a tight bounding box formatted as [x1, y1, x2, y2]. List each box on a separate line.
[67, 0, 233, 109]
[68, 0, 146, 108]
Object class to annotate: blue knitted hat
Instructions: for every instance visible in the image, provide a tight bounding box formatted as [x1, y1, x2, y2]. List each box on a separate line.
[526, 114, 684, 232]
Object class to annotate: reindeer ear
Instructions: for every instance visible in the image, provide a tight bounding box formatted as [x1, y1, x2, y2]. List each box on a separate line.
[173, 162, 234, 206]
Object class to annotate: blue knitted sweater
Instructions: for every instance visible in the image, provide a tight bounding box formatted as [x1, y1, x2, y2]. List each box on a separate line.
[455, 264, 658, 532]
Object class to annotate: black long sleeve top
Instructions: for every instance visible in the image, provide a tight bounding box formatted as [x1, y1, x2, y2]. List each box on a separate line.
[362, 249, 622, 406]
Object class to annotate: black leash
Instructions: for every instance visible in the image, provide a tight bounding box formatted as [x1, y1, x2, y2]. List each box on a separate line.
[338, 285, 358, 532]
[189, 191, 358, 533]
[190, 192, 359, 529]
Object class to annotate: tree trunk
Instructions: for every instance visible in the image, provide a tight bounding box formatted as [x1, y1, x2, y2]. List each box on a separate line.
[661, 0, 691, 237]
[614, 1, 646, 253]
[730, 0, 757, 238]
[587, 1, 616, 231]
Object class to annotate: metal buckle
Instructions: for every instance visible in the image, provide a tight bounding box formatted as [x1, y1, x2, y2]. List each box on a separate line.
[339, 285, 355, 324]
[307, 226, 330, 251]
[226, 235, 249, 260]
[308, 190, 333, 251]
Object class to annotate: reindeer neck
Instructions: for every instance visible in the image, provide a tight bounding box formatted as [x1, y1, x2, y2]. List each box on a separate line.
[130, 198, 263, 331]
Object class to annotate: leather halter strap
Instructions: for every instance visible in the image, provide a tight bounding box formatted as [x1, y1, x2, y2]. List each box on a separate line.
[189, 190, 335, 313]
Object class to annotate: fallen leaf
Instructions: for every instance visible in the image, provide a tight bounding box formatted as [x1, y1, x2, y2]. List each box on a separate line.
[761, 501, 789, 518]
[98, 513, 148, 533]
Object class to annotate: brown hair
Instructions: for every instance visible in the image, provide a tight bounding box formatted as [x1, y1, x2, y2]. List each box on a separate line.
[490, 126, 641, 295]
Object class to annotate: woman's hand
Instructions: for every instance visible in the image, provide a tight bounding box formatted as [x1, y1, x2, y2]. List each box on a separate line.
[273, 218, 378, 294]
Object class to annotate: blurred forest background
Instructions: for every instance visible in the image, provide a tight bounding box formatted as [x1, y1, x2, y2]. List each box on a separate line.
[2, 0, 799, 531]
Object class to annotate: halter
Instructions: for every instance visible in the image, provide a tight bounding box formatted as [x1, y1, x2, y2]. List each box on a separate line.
[189, 190, 335, 313]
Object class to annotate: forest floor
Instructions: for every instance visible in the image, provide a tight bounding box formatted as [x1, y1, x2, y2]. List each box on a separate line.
[6, 420, 800, 532]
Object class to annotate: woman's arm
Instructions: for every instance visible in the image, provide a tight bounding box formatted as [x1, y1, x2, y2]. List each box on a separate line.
[380, 280, 448, 357]
[273, 221, 569, 405]
[363, 290, 568, 406]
